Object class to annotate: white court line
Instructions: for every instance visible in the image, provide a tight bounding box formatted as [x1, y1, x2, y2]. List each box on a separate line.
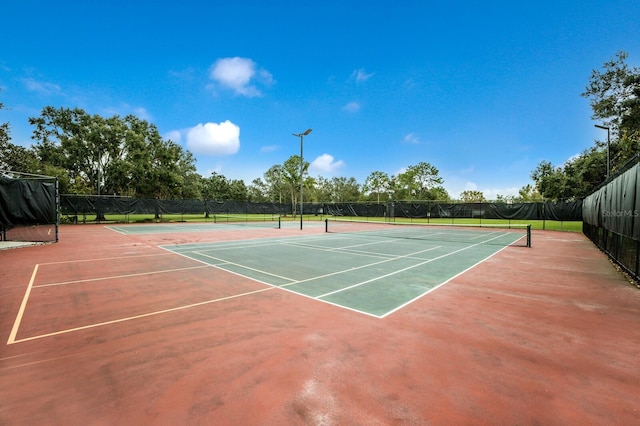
[40, 252, 174, 266]
[279, 245, 442, 289]
[33, 265, 209, 288]
[193, 251, 298, 284]
[164, 234, 331, 253]
[381, 242, 515, 318]
[282, 237, 439, 261]
[190, 244, 441, 290]
[315, 231, 516, 300]
[8, 286, 276, 344]
[7, 265, 39, 345]
[157, 231, 524, 318]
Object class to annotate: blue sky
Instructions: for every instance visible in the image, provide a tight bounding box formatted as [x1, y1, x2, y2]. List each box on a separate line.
[1, 1, 639, 198]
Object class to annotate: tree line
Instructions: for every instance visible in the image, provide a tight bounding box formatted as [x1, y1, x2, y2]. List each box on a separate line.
[532, 51, 640, 199]
[1, 52, 638, 204]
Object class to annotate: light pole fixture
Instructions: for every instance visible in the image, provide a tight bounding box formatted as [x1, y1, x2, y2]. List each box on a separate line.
[292, 128, 312, 230]
[594, 124, 610, 179]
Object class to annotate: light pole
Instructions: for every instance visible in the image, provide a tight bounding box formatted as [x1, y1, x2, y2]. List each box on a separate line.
[594, 124, 610, 179]
[292, 128, 312, 230]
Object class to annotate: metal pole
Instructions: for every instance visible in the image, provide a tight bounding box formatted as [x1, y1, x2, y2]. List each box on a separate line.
[292, 129, 312, 230]
[594, 124, 610, 179]
[300, 133, 303, 230]
[607, 127, 610, 179]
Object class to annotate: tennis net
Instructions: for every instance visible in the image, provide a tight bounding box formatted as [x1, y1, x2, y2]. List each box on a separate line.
[324, 218, 531, 247]
[212, 214, 282, 228]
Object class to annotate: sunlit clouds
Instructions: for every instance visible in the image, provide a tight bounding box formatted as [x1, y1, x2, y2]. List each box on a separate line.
[350, 68, 374, 83]
[185, 121, 240, 156]
[311, 153, 345, 174]
[342, 101, 361, 113]
[209, 57, 273, 97]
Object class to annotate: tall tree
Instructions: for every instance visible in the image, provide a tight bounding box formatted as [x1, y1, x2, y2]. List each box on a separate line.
[329, 176, 360, 202]
[582, 51, 639, 133]
[263, 164, 286, 203]
[515, 184, 543, 202]
[363, 171, 392, 203]
[311, 176, 332, 202]
[0, 93, 9, 148]
[248, 178, 268, 202]
[582, 51, 640, 172]
[281, 155, 309, 217]
[228, 179, 248, 200]
[29, 108, 197, 198]
[394, 162, 444, 200]
[459, 190, 485, 202]
[203, 172, 230, 200]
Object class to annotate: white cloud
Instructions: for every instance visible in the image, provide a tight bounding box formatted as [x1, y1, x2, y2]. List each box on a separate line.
[350, 68, 374, 83]
[185, 120, 240, 156]
[393, 167, 407, 177]
[209, 57, 273, 97]
[132, 106, 153, 121]
[342, 101, 360, 113]
[260, 145, 280, 153]
[482, 187, 520, 199]
[21, 77, 63, 96]
[464, 181, 478, 191]
[310, 154, 345, 174]
[168, 67, 195, 80]
[164, 130, 182, 143]
[403, 133, 420, 144]
[103, 103, 153, 121]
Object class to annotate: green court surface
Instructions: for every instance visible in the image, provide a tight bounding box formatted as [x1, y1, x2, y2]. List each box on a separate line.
[161, 228, 526, 317]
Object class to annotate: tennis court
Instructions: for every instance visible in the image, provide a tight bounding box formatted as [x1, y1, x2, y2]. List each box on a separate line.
[2, 221, 639, 424]
[161, 220, 530, 317]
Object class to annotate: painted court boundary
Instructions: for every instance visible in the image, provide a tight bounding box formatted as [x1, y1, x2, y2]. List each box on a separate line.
[7, 230, 524, 344]
[162, 231, 521, 318]
[6, 253, 276, 345]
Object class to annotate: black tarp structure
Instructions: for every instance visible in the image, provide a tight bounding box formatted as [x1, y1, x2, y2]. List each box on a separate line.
[321, 202, 386, 217]
[324, 201, 581, 222]
[582, 160, 640, 282]
[60, 196, 291, 220]
[59, 196, 582, 223]
[0, 173, 59, 242]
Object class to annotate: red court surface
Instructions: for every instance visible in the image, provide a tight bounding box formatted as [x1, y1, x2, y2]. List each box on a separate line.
[1, 224, 639, 424]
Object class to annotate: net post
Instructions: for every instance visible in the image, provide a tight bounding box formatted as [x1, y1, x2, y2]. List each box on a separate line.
[325, 218, 328, 233]
[527, 224, 531, 248]
[278, 216, 281, 229]
[55, 177, 60, 242]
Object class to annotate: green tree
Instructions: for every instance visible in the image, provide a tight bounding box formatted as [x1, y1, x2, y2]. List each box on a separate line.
[363, 171, 392, 203]
[29, 108, 197, 198]
[262, 165, 286, 203]
[582, 51, 640, 172]
[459, 190, 485, 202]
[282, 155, 309, 217]
[328, 176, 360, 202]
[0, 93, 9, 147]
[394, 162, 444, 200]
[515, 184, 543, 202]
[0, 95, 42, 174]
[531, 160, 576, 200]
[247, 178, 268, 202]
[582, 51, 639, 133]
[0, 139, 41, 174]
[228, 179, 248, 200]
[311, 176, 331, 202]
[203, 172, 230, 200]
